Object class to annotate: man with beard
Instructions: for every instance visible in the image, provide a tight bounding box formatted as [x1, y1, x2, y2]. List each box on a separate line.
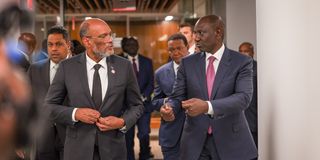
[161, 15, 257, 160]
[46, 18, 144, 160]
[28, 25, 71, 160]
[120, 37, 154, 160]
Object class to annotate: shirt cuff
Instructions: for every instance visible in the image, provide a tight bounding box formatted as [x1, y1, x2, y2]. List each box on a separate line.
[72, 108, 79, 122]
[206, 101, 214, 116]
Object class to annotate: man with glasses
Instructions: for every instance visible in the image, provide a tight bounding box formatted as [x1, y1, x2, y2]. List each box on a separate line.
[28, 25, 71, 160]
[152, 33, 189, 160]
[46, 18, 144, 160]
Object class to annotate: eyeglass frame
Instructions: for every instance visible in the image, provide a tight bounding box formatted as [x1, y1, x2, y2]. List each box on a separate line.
[85, 32, 116, 40]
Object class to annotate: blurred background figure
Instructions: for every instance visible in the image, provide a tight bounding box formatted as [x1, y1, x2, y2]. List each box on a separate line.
[16, 32, 36, 71]
[179, 23, 199, 54]
[120, 37, 154, 160]
[0, 3, 37, 160]
[70, 39, 85, 56]
[32, 39, 48, 62]
[239, 42, 258, 148]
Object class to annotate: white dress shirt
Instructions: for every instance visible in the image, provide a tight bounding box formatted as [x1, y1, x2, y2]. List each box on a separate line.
[50, 61, 59, 84]
[173, 61, 179, 76]
[188, 43, 196, 54]
[127, 54, 139, 72]
[72, 53, 109, 122]
[206, 44, 225, 116]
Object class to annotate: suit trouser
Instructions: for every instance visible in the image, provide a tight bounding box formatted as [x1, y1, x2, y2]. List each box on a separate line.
[161, 141, 181, 160]
[126, 112, 152, 160]
[198, 134, 220, 160]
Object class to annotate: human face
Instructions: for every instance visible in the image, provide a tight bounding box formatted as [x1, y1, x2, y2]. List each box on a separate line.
[123, 39, 139, 57]
[168, 39, 188, 64]
[85, 21, 114, 59]
[194, 20, 219, 53]
[179, 26, 194, 45]
[47, 33, 70, 64]
[239, 44, 254, 58]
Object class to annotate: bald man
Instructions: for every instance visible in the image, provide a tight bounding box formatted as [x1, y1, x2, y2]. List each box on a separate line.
[46, 18, 144, 160]
[162, 15, 257, 160]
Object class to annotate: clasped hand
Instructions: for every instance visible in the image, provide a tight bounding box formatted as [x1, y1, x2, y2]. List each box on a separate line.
[75, 108, 125, 131]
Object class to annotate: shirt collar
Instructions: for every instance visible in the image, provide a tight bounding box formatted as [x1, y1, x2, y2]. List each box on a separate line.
[126, 53, 139, 61]
[50, 60, 58, 69]
[86, 53, 107, 70]
[205, 44, 225, 61]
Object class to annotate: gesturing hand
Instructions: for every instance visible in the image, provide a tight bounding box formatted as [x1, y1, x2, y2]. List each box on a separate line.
[96, 116, 125, 131]
[182, 98, 208, 117]
[75, 108, 101, 124]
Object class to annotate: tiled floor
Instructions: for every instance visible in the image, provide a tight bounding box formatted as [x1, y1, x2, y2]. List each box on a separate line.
[134, 128, 163, 160]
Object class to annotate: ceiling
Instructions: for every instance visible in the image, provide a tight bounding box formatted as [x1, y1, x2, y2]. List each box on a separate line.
[36, 0, 180, 14]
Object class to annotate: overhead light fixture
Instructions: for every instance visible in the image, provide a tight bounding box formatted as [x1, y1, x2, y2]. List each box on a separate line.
[165, 16, 173, 21]
[112, 0, 136, 12]
[85, 17, 92, 20]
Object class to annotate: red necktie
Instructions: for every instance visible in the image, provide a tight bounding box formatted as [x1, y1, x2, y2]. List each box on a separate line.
[206, 56, 215, 135]
[132, 58, 138, 78]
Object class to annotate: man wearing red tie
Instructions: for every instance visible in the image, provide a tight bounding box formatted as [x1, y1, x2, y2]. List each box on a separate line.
[161, 15, 258, 160]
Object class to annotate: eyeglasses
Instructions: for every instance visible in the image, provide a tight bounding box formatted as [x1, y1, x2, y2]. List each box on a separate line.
[86, 32, 116, 40]
[168, 46, 186, 52]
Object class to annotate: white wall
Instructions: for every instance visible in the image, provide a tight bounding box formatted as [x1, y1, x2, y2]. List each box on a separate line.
[225, 0, 257, 56]
[257, 0, 320, 159]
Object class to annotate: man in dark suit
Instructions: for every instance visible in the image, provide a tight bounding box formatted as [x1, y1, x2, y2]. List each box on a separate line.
[239, 42, 258, 147]
[161, 15, 258, 160]
[152, 33, 189, 160]
[46, 18, 144, 160]
[120, 37, 154, 160]
[28, 25, 71, 160]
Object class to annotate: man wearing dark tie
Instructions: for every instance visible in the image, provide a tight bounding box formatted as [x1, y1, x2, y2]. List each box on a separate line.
[46, 18, 144, 160]
[152, 33, 189, 160]
[120, 37, 154, 160]
[28, 25, 71, 160]
[239, 42, 258, 148]
[161, 15, 258, 160]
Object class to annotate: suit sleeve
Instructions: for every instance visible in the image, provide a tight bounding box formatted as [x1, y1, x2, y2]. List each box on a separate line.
[121, 61, 144, 130]
[152, 71, 167, 112]
[211, 58, 253, 118]
[142, 59, 154, 100]
[45, 62, 75, 126]
[168, 60, 187, 115]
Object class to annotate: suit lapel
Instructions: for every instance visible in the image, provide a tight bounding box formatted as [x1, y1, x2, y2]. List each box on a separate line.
[101, 55, 116, 107]
[43, 60, 50, 89]
[195, 52, 209, 99]
[166, 61, 176, 92]
[211, 48, 231, 99]
[78, 53, 95, 107]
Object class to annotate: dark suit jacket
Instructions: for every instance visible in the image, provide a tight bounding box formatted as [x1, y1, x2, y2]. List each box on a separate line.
[27, 59, 66, 158]
[169, 48, 258, 160]
[152, 61, 185, 148]
[245, 60, 257, 133]
[46, 53, 144, 160]
[120, 53, 154, 112]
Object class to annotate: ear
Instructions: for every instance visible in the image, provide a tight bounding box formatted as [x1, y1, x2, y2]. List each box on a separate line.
[81, 37, 90, 48]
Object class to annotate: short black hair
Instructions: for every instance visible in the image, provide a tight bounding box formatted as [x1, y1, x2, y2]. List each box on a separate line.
[47, 25, 69, 41]
[121, 36, 138, 49]
[167, 33, 188, 46]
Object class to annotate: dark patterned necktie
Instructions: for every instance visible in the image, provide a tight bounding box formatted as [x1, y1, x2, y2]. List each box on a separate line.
[92, 64, 102, 109]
